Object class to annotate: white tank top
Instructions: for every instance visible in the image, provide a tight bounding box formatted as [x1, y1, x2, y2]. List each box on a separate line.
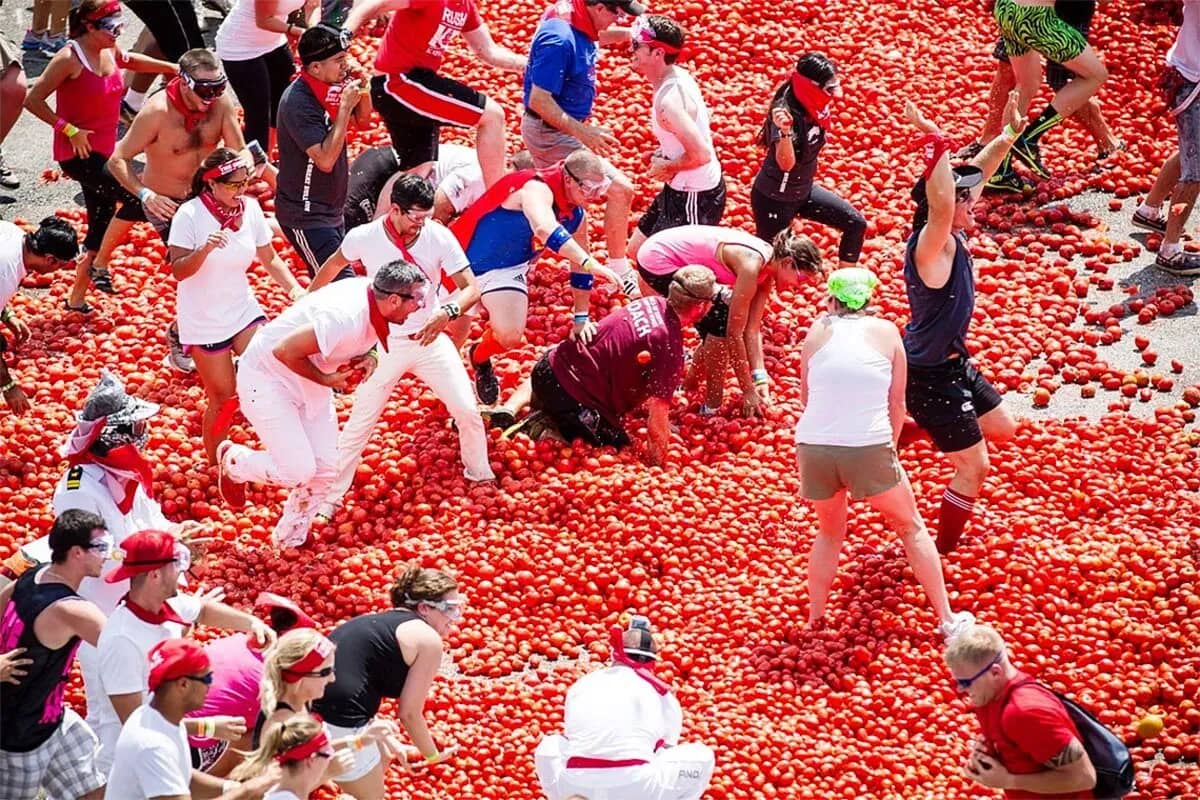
[794, 315, 894, 447]
[650, 69, 721, 192]
[215, 0, 306, 62]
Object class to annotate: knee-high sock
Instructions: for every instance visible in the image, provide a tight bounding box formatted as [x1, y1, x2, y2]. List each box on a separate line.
[1019, 104, 1064, 147]
[937, 487, 976, 554]
[472, 328, 504, 364]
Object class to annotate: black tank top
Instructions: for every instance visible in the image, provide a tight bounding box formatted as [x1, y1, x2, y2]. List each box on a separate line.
[343, 146, 400, 231]
[311, 609, 418, 728]
[252, 700, 297, 748]
[752, 94, 825, 203]
[903, 230, 976, 366]
[0, 568, 83, 752]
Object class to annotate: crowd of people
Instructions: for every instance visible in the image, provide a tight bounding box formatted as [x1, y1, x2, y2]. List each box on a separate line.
[0, 0, 1195, 797]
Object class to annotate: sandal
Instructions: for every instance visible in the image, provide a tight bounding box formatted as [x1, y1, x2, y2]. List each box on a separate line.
[88, 265, 116, 294]
[63, 299, 93, 314]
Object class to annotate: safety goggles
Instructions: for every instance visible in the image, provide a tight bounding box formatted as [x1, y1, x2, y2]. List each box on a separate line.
[563, 163, 612, 200]
[630, 17, 680, 54]
[953, 651, 1003, 691]
[95, 14, 126, 36]
[182, 71, 228, 102]
[87, 534, 115, 557]
[173, 542, 193, 573]
[426, 597, 467, 620]
[402, 207, 433, 223]
[954, 187, 973, 205]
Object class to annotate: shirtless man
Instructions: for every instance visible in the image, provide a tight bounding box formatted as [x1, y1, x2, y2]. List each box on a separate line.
[106, 48, 250, 373]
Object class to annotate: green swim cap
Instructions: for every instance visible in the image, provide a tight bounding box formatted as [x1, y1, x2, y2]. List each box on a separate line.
[827, 267, 879, 310]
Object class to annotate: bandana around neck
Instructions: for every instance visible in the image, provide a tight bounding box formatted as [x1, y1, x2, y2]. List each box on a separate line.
[165, 77, 207, 132]
[789, 72, 833, 130]
[120, 594, 189, 626]
[299, 71, 346, 120]
[199, 190, 244, 231]
[64, 417, 154, 514]
[543, 0, 599, 42]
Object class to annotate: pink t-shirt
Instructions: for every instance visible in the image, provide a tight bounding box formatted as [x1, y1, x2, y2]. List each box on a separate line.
[637, 225, 772, 286]
[185, 634, 265, 748]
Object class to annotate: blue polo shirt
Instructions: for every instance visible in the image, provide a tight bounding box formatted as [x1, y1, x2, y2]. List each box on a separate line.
[522, 17, 597, 122]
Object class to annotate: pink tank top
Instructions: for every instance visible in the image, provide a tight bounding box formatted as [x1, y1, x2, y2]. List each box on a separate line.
[637, 224, 772, 286]
[53, 41, 124, 162]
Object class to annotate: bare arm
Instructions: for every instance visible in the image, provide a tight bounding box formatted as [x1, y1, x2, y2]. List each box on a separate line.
[463, 24, 527, 72]
[110, 691, 143, 724]
[769, 107, 796, 172]
[308, 247, 354, 292]
[345, 0, 411, 32]
[23, 49, 80, 128]
[520, 184, 596, 319]
[395, 628, 443, 758]
[196, 600, 274, 648]
[54, 599, 107, 648]
[644, 396, 671, 466]
[885, 325, 907, 447]
[971, 90, 1025, 186]
[108, 109, 161, 196]
[721, 247, 765, 397]
[257, 243, 303, 297]
[652, 91, 711, 179]
[303, 88, 360, 172]
[254, 0, 300, 34]
[528, 86, 618, 156]
[122, 52, 180, 75]
[169, 238, 223, 281]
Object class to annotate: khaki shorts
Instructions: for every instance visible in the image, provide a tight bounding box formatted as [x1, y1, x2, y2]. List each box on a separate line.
[797, 443, 902, 500]
[0, 33, 21, 71]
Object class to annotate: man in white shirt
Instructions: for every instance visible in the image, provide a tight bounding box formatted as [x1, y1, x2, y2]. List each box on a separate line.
[0, 216, 80, 414]
[625, 15, 724, 263]
[534, 616, 714, 800]
[308, 174, 492, 519]
[108, 637, 278, 799]
[217, 261, 427, 546]
[94, 530, 274, 773]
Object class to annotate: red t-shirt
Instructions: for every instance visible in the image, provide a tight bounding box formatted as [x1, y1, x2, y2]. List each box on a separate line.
[375, 0, 482, 74]
[549, 296, 684, 427]
[975, 672, 1092, 800]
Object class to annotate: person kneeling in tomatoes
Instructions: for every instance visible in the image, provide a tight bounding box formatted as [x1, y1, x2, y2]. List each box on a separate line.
[534, 615, 714, 800]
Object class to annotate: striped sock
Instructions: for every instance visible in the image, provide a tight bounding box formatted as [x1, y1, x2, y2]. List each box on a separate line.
[937, 488, 976, 554]
[1019, 104, 1064, 147]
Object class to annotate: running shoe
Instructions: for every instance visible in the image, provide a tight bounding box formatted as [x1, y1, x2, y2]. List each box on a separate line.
[955, 141, 984, 160]
[1155, 251, 1200, 277]
[165, 322, 196, 373]
[939, 610, 976, 642]
[0, 151, 18, 190]
[20, 30, 48, 51]
[470, 345, 499, 404]
[984, 170, 1032, 195]
[43, 34, 66, 53]
[215, 441, 246, 509]
[273, 489, 315, 548]
[1096, 139, 1126, 167]
[1131, 209, 1167, 234]
[1010, 139, 1051, 179]
[481, 406, 516, 431]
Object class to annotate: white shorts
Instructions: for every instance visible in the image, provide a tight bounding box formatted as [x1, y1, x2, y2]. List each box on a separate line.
[325, 721, 382, 783]
[534, 734, 714, 800]
[0, 709, 106, 800]
[475, 263, 532, 297]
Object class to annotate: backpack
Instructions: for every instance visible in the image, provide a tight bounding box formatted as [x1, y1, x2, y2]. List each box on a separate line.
[1009, 679, 1134, 799]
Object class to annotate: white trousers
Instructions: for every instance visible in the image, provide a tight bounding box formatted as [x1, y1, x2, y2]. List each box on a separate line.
[326, 333, 494, 504]
[534, 735, 715, 800]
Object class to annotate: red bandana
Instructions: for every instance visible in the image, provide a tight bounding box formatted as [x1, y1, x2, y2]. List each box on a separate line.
[609, 625, 671, 695]
[788, 73, 833, 130]
[120, 594, 189, 626]
[299, 72, 345, 121]
[276, 725, 330, 763]
[543, 0, 599, 42]
[382, 215, 416, 262]
[365, 285, 391, 353]
[64, 418, 154, 514]
[198, 190, 244, 232]
[165, 77, 207, 132]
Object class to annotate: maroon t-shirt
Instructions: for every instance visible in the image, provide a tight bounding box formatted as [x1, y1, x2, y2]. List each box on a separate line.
[549, 296, 684, 426]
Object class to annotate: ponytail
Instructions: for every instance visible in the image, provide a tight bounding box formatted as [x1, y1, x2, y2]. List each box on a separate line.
[229, 714, 324, 781]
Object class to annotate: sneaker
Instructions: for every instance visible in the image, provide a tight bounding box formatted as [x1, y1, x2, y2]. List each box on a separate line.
[939, 610, 976, 642]
[313, 501, 338, 524]
[42, 34, 66, 54]
[21, 30, 48, 52]
[1131, 209, 1167, 234]
[1010, 139, 1051, 179]
[955, 141, 984, 160]
[273, 489, 316, 548]
[215, 441, 246, 509]
[500, 409, 546, 441]
[0, 152, 19, 190]
[470, 345, 498, 404]
[1155, 250, 1200, 277]
[481, 406, 516, 431]
[165, 322, 196, 373]
[1096, 139, 1126, 166]
[984, 170, 1033, 195]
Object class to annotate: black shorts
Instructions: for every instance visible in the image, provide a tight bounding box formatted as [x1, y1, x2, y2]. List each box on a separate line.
[530, 355, 630, 448]
[636, 179, 727, 237]
[906, 358, 1003, 454]
[370, 71, 487, 170]
[637, 266, 731, 339]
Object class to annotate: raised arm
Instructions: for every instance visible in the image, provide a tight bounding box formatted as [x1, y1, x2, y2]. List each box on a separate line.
[345, 0, 412, 32]
[463, 24, 527, 72]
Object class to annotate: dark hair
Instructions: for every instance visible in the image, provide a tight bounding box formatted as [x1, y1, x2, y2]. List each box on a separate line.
[69, 0, 115, 39]
[644, 15, 685, 64]
[27, 216, 80, 261]
[179, 48, 220, 76]
[757, 51, 837, 148]
[389, 174, 435, 211]
[190, 147, 246, 198]
[771, 228, 822, 274]
[49, 510, 106, 563]
[389, 565, 456, 609]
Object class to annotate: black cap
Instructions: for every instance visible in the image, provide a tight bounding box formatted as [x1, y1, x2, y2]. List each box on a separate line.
[594, 0, 646, 15]
[298, 24, 350, 65]
[911, 165, 983, 228]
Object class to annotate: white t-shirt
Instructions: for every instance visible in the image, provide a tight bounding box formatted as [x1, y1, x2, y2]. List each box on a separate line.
[1168, 1, 1200, 82]
[107, 704, 192, 800]
[651, 69, 721, 192]
[240, 276, 387, 415]
[339, 218, 469, 338]
[0, 220, 27, 312]
[94, 594, 203, 768]
[168, 196, 273, 346]
[215, 0, 305, 62]
[437, 163, 485, 215]
[562, 665, 683, 761]
[264, 791, 304, 800]
[430, 143, 478, 187]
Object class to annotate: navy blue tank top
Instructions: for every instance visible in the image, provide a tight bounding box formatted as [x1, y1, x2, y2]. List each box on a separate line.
[311, 609, 420, 728]
[903, 230, 975, 366]
[0, 567, 83, 752]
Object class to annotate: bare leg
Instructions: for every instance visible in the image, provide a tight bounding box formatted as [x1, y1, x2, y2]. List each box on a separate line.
[192, 349, 239, 464]
[1147, 152, 1182, 209]
[977, 61, 1016, 145]
[867, 473, 954, 623]
[1007, 51, 1043, 117]
[1164, 183, 1200, 248]
[476, 98, 507, 188]
[1050, 47, 1108, 118]
[127, 32, 164, 95]
[335, 762, 387, 800]
[803, 487, 848, 625]
[701, 335, 729, 410]
[0, 65, 27, 146]
[1073, 99, 1118, 152]
[603, 173, 634, 261]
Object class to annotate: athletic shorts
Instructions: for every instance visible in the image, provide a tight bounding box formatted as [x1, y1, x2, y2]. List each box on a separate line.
[371, 71, 486, 170]
[0, 710, 106, 800]
[795, 442, 903, 501]
[182, 316, 266, 356]
[993, 0, 1088, 64]
[0, 32, 20, 71]
[1176, 77, 1200, 183]
[117, 194, 184, 239]
[520, 114, 624, 181]
[638, 266, 731, 338]
[636, 179, 727, 237]
[530, 354, 629, 447]
[282, 224, 353, 279]
[323, 721, 381, 783]
[475, 263, 531, 296]
[906, 358, 1003, 454]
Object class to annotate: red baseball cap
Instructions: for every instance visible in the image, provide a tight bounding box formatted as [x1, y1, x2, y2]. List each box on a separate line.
[147, 638, 210, 691]
[255, 592, 316, 632]
[104, 530, 178, 584]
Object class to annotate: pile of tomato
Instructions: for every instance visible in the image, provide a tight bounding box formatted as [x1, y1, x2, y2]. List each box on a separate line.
[3, 0, 1199, 796]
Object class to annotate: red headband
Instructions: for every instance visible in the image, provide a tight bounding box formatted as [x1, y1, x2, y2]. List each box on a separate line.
[280, 637, 334, 682]
[276, 728, 330, 764]
[87, 1, 121, 20]
[202, 158, 247, 182]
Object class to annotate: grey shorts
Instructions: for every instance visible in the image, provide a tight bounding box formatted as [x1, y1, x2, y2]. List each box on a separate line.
[1176, 77, 1200, 184]
[519, 113, 622, 181]
[0, 709, 106, 800]
[0, 33, 20, 72]
[796, 442, 903, 501]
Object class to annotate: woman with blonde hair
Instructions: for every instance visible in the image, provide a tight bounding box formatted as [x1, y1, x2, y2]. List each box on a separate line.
[233, 713, 349, 799]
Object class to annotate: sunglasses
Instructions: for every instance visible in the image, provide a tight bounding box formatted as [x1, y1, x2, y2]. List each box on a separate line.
[216, 177, 250, 191]
[823, 81, 841, 95]
[388, 291, 420, 302]
[186, 673, 215, 686]
[95, 15, 125, 35]
[953, 651, 1003, 691]
[292, 666, 336, 679]
[87, 535, 115, 557]
[182, 72, 228, 102]
[563, 163, 612, 200]
[315, 749, 335, 760]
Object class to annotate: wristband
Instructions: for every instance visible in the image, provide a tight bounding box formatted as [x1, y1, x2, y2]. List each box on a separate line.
[53, 117, 69, 133]
[364, 347, 379, 364]
[1, 380, 16, 392]
[569, 271, 594, 291]
[353, 735, 366, 750]
[573, 312, 590, 324]
[441, 301, 461, 320]
[751, 369, 769, 385]
[138, 187, 153, 203]
[425, 752, 441, 764]
[202, 719, 216, 738]
[62, 123, 80, 138]
[545, 225, 572, 252]
[1002, 123, 1020, 141]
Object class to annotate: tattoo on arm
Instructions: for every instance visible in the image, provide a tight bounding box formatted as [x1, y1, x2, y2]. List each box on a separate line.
[1045, 739, 1085, 769]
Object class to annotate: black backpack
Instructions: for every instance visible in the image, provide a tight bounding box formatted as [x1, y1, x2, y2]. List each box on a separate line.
[1011, 680, 1134, 799]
